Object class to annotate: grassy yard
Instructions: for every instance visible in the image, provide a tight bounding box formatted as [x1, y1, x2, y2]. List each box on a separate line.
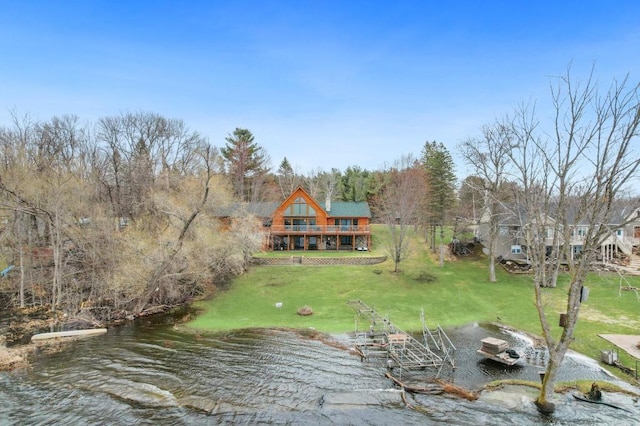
[188, 225, 640, 375]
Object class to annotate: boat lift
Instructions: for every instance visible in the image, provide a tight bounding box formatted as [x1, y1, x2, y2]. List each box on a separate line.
[347, 299, 456, 379]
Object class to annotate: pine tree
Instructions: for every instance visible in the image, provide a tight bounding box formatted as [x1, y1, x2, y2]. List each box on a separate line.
[220, 128, 270, 202]
[422, 141, 457, 265]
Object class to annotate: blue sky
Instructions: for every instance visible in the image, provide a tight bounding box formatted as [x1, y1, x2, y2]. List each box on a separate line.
[1, 1, 640, 179]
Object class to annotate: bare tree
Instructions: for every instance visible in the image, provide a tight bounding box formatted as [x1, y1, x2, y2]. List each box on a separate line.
[303, 167, 342, 203]
[0, 111, 37, 307]
[507, 67, 640, 413]
[318, 168, 341, 203]
[459, 121, 514, 282]
[133, 142, 214, 313]
[0, 110, 259, 325]
[0, 114, 96, 312]
[95, 112, 208, 221]
[303, 167, 326, 199]
[375, 155, 426, 272]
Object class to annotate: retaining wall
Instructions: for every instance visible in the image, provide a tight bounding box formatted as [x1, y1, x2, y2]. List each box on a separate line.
[251, 255, 387, 266]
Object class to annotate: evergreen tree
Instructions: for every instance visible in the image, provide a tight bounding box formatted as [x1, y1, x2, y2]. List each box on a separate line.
[340, 165, 371, 202]
[220, 128, 270, 202]
[422, 141, 457, 265]
[276, 157, 299, 198]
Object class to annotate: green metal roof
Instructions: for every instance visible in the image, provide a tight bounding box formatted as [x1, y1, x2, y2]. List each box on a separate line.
[217, 200, 371, 218]
[319, 201, 371, 218]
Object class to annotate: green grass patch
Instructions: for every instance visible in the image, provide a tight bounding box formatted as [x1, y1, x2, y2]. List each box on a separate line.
[188, 224, 640, 376]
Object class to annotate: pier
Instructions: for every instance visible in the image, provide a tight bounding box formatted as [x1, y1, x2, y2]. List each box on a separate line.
[347, 300, 456, 379]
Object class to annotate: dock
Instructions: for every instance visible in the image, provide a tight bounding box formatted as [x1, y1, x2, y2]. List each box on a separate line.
[31, 328, 107, 342]
[347, 300, 456, 378]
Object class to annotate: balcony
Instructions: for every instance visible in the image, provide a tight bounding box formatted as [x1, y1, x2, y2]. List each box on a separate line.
[270, 224, 371, 234]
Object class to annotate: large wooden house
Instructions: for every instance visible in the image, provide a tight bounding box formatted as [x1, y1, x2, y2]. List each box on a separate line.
[243, 187, 372, 251]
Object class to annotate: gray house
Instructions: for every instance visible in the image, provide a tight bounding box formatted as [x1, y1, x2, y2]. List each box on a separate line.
[476, 202, 640, 266]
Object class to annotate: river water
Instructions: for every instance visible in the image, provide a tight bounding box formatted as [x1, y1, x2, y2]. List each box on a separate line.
[1, 315, 639, 425]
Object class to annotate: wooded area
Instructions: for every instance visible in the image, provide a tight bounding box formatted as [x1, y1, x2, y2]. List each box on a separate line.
[0, 112, 457, 329]
[0, 112, 260, 327]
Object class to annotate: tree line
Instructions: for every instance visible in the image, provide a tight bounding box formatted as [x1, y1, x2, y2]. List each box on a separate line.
[0, 113, 458, 325]
[2, 66, 637, 414]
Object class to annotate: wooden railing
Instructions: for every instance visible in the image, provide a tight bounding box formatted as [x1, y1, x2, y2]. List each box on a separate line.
[269, 225, 371, 234]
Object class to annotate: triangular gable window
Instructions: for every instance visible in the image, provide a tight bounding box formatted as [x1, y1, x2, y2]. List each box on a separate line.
[285, 197, 316, 216]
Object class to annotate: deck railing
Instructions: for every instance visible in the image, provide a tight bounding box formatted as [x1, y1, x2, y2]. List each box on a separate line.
[269, 224, 371, 234]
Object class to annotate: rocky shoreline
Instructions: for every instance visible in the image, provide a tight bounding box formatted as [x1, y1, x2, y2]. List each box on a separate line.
[0, 304, 183, 371]
[0, 339, 70, 371]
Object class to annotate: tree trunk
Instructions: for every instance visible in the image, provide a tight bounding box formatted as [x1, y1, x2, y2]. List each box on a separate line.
[488, 235, 497, 282]
[19, 247, 25, 308]
[439, 225, 445, 267]
[51, 215, 63, 313]
[535, 353, 562, 413]
[488, 255, 496, 283]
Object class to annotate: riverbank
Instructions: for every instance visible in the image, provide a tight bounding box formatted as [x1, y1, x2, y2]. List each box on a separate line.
[0, 337, 74, 371]
[0, 303, 186, 370]
[0, 345, 31, 370]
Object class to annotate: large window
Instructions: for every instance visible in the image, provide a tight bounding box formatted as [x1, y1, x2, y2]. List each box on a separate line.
[335, 218, 358, 231]
[545, 227, 554, 239]
[285, 197, 316, 216]
[284, 218, 316, 231]
[292, 236, 304, 249]
[340, 236, 353, 246]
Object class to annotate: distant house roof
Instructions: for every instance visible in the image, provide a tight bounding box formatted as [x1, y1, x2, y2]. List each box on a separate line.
[215, 202, 279, 218]
[246, 202, 280, 218]
[480, 199, 640, 227]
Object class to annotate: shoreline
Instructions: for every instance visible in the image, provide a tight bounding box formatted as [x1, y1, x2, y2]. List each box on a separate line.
[0, 338, 73, 371]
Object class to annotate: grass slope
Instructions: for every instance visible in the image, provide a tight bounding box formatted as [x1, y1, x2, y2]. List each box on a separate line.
[189, 225, 640, 374]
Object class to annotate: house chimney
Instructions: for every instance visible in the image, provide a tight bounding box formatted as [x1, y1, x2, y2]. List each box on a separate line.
[326, 195, 331, 212]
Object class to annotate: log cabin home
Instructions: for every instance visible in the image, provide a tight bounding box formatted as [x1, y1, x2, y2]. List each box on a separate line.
[226, 187, 372, 251]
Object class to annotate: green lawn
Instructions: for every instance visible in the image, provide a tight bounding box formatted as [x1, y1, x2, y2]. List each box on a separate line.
[188, 225, 640, 374]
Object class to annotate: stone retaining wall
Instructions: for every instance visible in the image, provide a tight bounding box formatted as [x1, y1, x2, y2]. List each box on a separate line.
[251, 255, 387, 266]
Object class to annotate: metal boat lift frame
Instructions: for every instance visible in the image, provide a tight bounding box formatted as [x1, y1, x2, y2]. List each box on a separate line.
[347, 300, 456, 379]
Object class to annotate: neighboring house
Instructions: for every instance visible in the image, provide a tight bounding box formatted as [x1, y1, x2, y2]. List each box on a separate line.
[475, 202, 524, 260]
[476, 203, 640, 264]
[221, 186, 372, 251]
